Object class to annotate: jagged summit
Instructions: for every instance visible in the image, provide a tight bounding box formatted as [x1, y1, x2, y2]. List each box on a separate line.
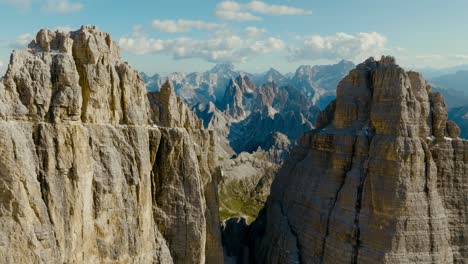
[1, 25, 149, 125]
[238, 56, 468, 264]
[294, 64, 314, 76]
[0, 26, 224, 263]
[148, 79, 203, 129]
[219, 77, 246, 119]
[262, 67, 288, 85]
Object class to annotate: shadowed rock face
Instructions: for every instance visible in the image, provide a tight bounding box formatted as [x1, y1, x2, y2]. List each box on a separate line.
[0, 26, 223, 264]
[246, 56, 468, 264]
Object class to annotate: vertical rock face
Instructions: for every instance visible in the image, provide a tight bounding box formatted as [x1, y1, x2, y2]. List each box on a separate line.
[249, 56, 467, 264]
[0, 26, 223, 264]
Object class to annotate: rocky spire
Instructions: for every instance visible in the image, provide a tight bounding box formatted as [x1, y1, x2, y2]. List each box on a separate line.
[1, 25, 149, 125]
[0, 26, 223, 264]
[148, 80, 202, 128]
[219, 78, 246, 119]
[235, 74, 255, 94]
[243, 56, 468, 264]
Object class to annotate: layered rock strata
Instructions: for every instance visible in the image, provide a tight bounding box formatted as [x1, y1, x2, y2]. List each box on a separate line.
[247, 56, 468, 264]
[0, 26, 223, 264]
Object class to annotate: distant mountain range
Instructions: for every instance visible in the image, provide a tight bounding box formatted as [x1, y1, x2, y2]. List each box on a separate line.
[141, 60, 356, 109]
[417, 64, 468, 79]
[430, 70, 468, 92]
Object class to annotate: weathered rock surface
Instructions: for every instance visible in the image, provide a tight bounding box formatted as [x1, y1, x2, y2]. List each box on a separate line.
[148, 80, 203, 129]
[247, 56, 468, 264]
[0, 26, 223, 264]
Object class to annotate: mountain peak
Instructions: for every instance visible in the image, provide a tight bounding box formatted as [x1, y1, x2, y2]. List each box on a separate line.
[337, 59, 355, 67]
[295, 65, 313, 76]
[247, 57, 468, 263]
[210, 63, 235, 73]
[265, 67, 283, 76]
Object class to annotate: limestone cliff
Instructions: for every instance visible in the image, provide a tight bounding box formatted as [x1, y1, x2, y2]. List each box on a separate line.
[247, 56, 468, 264]
[0, 26, 223, 264]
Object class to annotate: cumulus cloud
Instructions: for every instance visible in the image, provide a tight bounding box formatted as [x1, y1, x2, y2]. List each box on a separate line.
[119, 34, 285, 63]
[215, 1, 310, 21]
[246, 1, 312, 15]
[152, 19, 224, 33]
[42, 0, 83, 13]
[245, 26, 266, 37]
[288, 32, 387, 61]
[249, 37, 285, 53]
[215, 1, 261, 21]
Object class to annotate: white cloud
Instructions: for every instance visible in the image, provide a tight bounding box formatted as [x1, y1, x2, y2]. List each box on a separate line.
[1, 0, 83, 13]
[249, 37, 285, 53]
[0, 60, 5, 76]
[54, 25, 73, 32]
[42, 0, 82, 13]
[405, 54, 468, 68]
[216, 10, 262, 21]
[0, 0, 34, 11]
[215, 1, 261, 21]
[453, 55, 468, 60]
[215, 1, 310, 21]
[246, 1, 312, 15]
[245, 26, 266, 37]
[10, 26, 74, 49]
[119, 34, 285, 63]
[11, 33, 34, 48]
[152, 19, 224, 33]
[288, 32, 387, 61]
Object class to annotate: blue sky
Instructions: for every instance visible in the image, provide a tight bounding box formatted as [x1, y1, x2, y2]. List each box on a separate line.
[1, 0, 468, 75]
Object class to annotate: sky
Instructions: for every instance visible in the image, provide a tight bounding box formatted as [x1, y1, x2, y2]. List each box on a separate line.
[1, 0, 468, 76]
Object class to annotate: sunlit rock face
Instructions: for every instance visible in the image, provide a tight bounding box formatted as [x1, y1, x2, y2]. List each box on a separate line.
[0, 26, 223, 264]
[247, 56, 468, 264]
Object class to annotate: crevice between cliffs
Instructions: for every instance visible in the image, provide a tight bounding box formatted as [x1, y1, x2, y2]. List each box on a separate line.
[320, 135, 359, 262]
[351, 135, 372, 264]
[421, 140, 436, 263]
[279, 201, 302, 264]
[72, 53, 90, 123]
